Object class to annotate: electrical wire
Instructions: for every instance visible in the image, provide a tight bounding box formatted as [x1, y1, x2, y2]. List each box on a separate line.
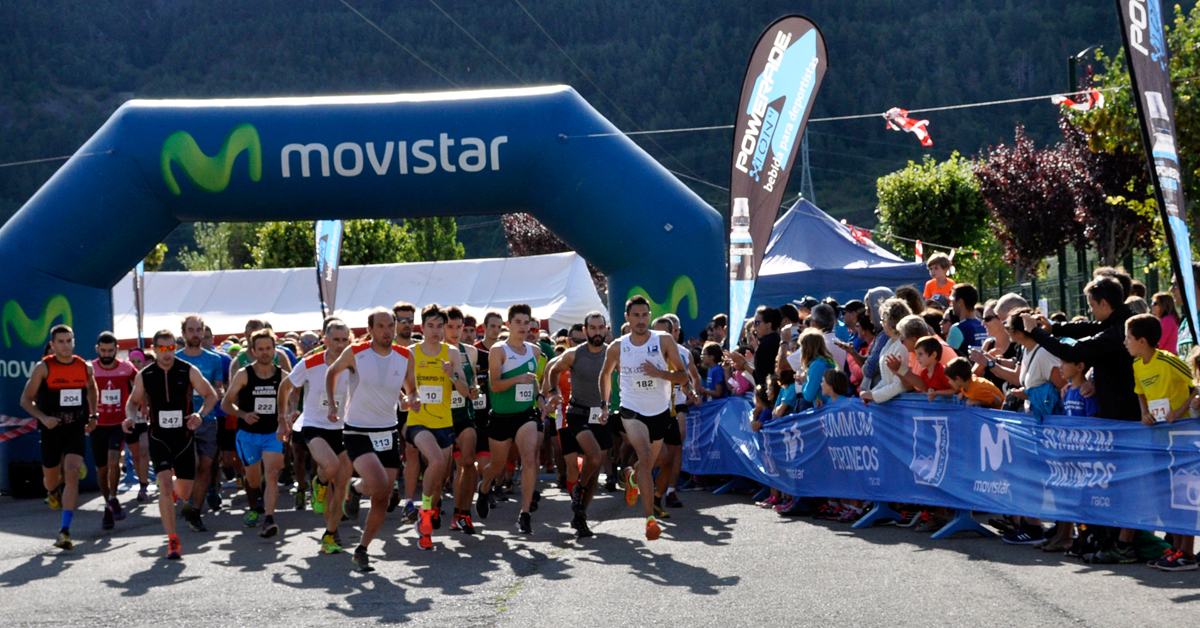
[425, 0, 527, 84]
[337, 0, 460, 88]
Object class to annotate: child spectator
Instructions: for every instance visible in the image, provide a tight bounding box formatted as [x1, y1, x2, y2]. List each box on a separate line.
[698, 342, 727, 401]
[909, 336, 954, 399]
[945, 283, 988, 357]
[1152, 292, 1181, 354]
[923, 253, 955, 302]
[750, 384, 773, 432]
[1060, 358, 1098, 418]
[1123, 313, 1195, 568]
[945, 358, 1003, 408]
[796, 329, 836, 408]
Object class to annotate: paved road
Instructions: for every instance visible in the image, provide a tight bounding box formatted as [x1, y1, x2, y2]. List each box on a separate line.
[1, 483, 1197, 627]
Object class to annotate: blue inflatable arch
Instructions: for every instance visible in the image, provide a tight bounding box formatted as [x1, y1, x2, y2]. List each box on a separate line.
[0, 86, 723, 465]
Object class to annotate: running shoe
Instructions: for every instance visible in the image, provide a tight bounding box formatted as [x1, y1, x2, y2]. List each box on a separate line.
[450, 510, 461, 531]
[344, 485, 362, 520]
[756, 495, 780, 508]
[570, 483, 584, 513]
[623, 467, 639, 506]
[810, 503, 835, 519]
[206, 487, 222, 512]
[402, 502, 419, 524]
[243, 510, 260, 528]
[418, 509, 434, 536]
[645, 517, 661, 541]
[417, 533, 434, 551]
[1002, 525, 1045, 545]
[102, 506, 115, 531]
[457, 513, 476, 536]
[111, 498, 127, 521]
[653, 503, 670, 520]
[773, 498, 796, 513]
[604, 479, 617, 493]
[570, 510, 585, 531]
[1147, 548, 1176, 568]
[815, 505, 844, 521]
[517, 511, 532, 534]
[353, 547, 373, 572]
[432, 508, 442, 530]
[575, 518, 594, 538]
[476, 490, 491, 520]
[47, 485, 63, 511]
[664, 492, 683, 508]
[530, 490, 541, 513]
[898, 510, 926, 528]
[137, 484, 148, 503]
[166, 534, 181, 560]
[295, 491, 306, 511]
[312, 478, 328, 515]
[260, 521, 280, 539]
[914, 517, 946, 533]
[835, 508, 862, 524]
[1157, 551, 1199, 572]
[333, 530, 344, 548]
[320, 531, 342, 554]
[387, 485, 401, 513]
[54, 531, 73, 550]
[78, 465, 87, 481]
[1088, 545, 1138, 564]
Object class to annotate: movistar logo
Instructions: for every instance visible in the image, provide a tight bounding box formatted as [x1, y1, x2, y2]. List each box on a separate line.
[627, 275, 699, 321]
[161, 123, 262, 195]
[3, 295, 72, 349]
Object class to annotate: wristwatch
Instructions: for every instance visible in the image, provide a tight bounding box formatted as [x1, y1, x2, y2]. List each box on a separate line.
[601, 401, 610, 409]
[986, 360, 996, 370]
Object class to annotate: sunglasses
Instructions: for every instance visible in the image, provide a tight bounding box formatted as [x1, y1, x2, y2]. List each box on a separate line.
[983, 315, 998, 323]
[395, 317, 414, 324]
[155, 345, 176, 352]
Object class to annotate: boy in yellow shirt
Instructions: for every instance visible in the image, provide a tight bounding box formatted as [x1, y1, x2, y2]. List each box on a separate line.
[1124, 313, 1196, 571]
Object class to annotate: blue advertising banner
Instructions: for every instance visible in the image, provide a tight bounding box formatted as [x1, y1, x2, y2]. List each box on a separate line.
[315, 219, 343, 320]
[684, 395, 1200, 536]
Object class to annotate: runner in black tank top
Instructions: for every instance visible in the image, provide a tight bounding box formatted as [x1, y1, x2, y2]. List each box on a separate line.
[123, 331, 219, 560]
[222, 331, 287, 538]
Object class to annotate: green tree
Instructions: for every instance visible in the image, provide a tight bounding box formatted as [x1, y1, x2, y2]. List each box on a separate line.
[252, 221, 316, 269]
[142, 243, 168, 272]
[405, 217, 465, 262]
[1079, 3, 1200, 216]
[875, 152, 989, 258]
[179, 222, 257, 270]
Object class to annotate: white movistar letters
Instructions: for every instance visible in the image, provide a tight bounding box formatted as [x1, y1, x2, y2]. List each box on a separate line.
[980, 424, 1012, 471]
[282, 135, 508, 178]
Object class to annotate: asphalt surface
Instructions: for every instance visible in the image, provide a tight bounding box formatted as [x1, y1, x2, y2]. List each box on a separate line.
[1, 480, 1198, 627]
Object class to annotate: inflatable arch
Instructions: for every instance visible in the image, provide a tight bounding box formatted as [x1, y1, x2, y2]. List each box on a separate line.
[0, 86, 724, 467]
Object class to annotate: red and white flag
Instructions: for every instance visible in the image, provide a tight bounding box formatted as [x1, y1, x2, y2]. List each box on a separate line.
[848, 225, 874, 246]
[1051, 89, 1104, 112]
[914, 239, 924, 263]
[884, 107, 933, 146]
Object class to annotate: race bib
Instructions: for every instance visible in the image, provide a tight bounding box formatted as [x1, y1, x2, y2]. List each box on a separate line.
[158, 410, 183, 429]
[370, 431, 393, 452]
[254, 397, 276, 415]
[450, 391, 466, 409]
[419, 385, 443, 405]
[101, 389, 121, 406]
[634, 377, 657, 392]
[473, 393, 487, 410]
[1148, 398, 1171, 423]
[588, 406, 603, 424]
[59, 389, 82, 407]
[515, 384, 535, 403]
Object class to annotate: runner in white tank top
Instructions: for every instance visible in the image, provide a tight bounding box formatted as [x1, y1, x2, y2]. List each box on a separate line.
[323, 308, 418, 572]
[599, 296, 689, 541]
[277, 319, 354, 554]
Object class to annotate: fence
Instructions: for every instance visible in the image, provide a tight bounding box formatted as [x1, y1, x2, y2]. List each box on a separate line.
[684, 394, 1200, 537]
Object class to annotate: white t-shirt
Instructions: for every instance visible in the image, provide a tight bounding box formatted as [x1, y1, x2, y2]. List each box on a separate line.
[1019, 345, 1061, 389]
[287, 350, 352, 431]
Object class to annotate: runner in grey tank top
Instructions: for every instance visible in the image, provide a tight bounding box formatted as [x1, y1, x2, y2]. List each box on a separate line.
[543, 311, 614, 538]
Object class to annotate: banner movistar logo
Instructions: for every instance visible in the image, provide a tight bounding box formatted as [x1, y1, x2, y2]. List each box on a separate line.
[161, 123, 262, 195]
[627, 275, 699, 321]
[2, 295, 73, 349]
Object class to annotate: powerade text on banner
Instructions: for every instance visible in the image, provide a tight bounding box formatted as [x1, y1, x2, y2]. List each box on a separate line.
[686, 395, 1200, 536]
[1115, 0, 1197, 334]
[315, 219, 343, 320]
[729, 15, 827, 333]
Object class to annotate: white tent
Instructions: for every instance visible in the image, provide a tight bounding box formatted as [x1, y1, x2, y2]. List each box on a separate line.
[113, 252, 604, 339]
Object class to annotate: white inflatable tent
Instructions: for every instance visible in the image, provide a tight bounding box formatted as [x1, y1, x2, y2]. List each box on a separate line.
[113, 252, 604, 339]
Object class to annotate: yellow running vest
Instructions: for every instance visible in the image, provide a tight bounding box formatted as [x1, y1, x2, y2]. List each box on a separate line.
[409, 343, 453, 429]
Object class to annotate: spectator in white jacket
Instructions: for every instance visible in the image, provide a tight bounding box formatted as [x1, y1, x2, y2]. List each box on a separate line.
[860, 298, 913, 404]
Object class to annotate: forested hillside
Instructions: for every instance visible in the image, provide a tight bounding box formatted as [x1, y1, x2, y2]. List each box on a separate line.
[2, 0, 1190, 264]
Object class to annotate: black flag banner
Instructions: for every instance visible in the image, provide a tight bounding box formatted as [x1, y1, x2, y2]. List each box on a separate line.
[1114, 0, 1197, 333]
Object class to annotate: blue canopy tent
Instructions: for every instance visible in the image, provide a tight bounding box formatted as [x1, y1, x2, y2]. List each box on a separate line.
[748, 198, 930, 309]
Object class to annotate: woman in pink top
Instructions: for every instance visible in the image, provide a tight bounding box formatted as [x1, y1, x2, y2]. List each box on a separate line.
[1152, 292, 1181, 354]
